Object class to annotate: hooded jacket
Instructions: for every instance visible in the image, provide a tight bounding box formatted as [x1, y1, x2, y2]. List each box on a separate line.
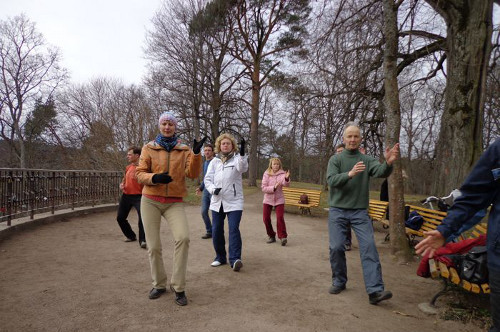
[436, 139, 500, 271]
[261, 169, 290, 206]
[136, 140, 202, 198]
[204, 153, 248, 212]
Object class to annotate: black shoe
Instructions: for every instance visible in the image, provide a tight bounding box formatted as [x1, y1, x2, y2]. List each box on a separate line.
[266, 237, 276, 244]
[329, 284, 346, 294]
[201, 233, 212, 239]
[170, 286, 188, 306]
[345, 243, 352, 251]
[125, 238, 136, 242]
[369, 290, 392, 305]
[149, 288, 166, 300]
[232, 259, 243, 272]
[140, 241, 147, 249]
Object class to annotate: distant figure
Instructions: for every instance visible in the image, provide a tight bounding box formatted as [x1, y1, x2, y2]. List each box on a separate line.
[416, 139, 499, 332]
[116, 146, 145, 248]
[136, 111, 204, 306]
[326, 121, 399, 305]
[195, 144, 215, 239]
[380, 179, 388, 202]
[204, 133, 248, 272]
[261, 157, 290, 246]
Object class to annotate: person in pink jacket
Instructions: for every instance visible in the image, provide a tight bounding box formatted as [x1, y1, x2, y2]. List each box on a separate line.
[261, 158, 291, 246]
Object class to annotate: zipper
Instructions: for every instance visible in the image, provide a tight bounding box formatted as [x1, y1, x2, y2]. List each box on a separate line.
[233, 183, 236, 196]
[165, 150, 171, 196]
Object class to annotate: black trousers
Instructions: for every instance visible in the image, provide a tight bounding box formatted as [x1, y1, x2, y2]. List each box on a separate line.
[116, 194, 145, 242]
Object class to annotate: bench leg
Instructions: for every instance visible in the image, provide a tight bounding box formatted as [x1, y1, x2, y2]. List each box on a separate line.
[300, 207, 311, 215]
[430, 278, 449, 307]
[406, 234, 418, 247]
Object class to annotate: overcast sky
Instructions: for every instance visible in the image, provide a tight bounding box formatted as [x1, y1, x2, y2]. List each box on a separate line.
[1, 0, 163, 85]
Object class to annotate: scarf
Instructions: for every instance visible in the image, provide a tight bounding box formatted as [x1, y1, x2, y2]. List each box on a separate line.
[155, 134, 178, 152]
[219, 151, 234, 164]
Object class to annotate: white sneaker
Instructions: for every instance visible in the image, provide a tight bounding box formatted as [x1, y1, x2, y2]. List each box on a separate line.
[232, 259, 243, 272]
[211, 260, 222, 267]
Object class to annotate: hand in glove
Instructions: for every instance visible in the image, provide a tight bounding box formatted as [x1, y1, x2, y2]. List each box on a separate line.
[239, 138, 246, 156]
[213, 188, 222, 195]
[152, 172, 173, 184]
[193, 136, 208, 154]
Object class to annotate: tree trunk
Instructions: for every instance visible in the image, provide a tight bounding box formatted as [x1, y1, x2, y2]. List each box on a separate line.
[382, 0, 412, 262]
[211, 68, 222, 142]
[429, 0, 493, 194]
[248, 63, 260, 186]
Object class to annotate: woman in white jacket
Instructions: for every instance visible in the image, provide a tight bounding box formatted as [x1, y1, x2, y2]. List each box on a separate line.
[204, 133, 248, 271]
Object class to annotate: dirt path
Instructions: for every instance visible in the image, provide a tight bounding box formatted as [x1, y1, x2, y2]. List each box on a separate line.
[0, 191, 481, 332]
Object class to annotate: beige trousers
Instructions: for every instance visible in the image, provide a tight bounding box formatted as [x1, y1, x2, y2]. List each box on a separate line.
[141, 196, 190, 292]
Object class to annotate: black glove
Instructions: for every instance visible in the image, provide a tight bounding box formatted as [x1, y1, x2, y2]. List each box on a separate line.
[193, 136, 208, 154]
[152, 172, 173, 184]
[239, 138, 246, 156]
[213, 188, 222, 195]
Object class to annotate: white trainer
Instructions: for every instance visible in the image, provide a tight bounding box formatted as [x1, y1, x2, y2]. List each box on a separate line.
[211, 260, 222, 267]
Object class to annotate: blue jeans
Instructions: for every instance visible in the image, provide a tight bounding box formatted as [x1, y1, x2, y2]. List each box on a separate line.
[211, 207, 243, 267]
[489, 266, 500, 332]
[328, 207, 384, 294]
[201, 189, 212, 234]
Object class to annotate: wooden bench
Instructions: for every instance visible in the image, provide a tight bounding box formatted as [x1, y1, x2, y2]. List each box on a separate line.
[426, 222, 489, 307]
[373, 203, 447, 245]
[368, 199, 389, 222]
[368, 199, 390, 241]
[404, 205, 447, 244]
[282, 187, 322, 215]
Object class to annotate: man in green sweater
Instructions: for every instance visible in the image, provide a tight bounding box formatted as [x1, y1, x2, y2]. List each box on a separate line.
[326, 122, 399, 305]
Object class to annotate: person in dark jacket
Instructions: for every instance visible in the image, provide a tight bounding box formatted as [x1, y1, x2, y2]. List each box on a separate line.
[416, 139, 500, 332]
[195, 144, 215, 239]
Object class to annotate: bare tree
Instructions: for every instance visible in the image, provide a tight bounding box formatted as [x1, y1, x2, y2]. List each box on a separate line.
[224, 0, 312, 186]
[0, 14, 68, 168]
[57, 78, 155, 170]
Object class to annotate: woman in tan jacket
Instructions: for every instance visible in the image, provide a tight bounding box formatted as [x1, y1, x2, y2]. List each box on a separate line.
[136, 111, 204, 306]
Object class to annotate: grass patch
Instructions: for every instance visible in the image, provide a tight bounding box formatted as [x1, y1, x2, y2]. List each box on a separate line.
[440, 296, 492, 330]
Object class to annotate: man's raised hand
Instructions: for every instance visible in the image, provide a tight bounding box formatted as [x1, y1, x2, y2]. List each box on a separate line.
[384, 143, 400, 165]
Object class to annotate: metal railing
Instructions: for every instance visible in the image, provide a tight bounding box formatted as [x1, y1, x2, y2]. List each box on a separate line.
[0, 168, 122, 226]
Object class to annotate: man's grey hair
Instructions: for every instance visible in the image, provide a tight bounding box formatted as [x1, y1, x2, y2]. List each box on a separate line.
[343, 121, 361, 136]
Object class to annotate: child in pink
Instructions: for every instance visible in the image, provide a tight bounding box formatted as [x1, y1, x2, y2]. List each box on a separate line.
[261, 158, 290, 246]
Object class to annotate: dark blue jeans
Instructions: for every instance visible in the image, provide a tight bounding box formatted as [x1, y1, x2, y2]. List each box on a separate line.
[116, 194, 145, 242]
[328, 207, 384, 294]
[489, 265, 500, 332]
[201, 189, 212, 234]
[211, 206, 243, 267]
